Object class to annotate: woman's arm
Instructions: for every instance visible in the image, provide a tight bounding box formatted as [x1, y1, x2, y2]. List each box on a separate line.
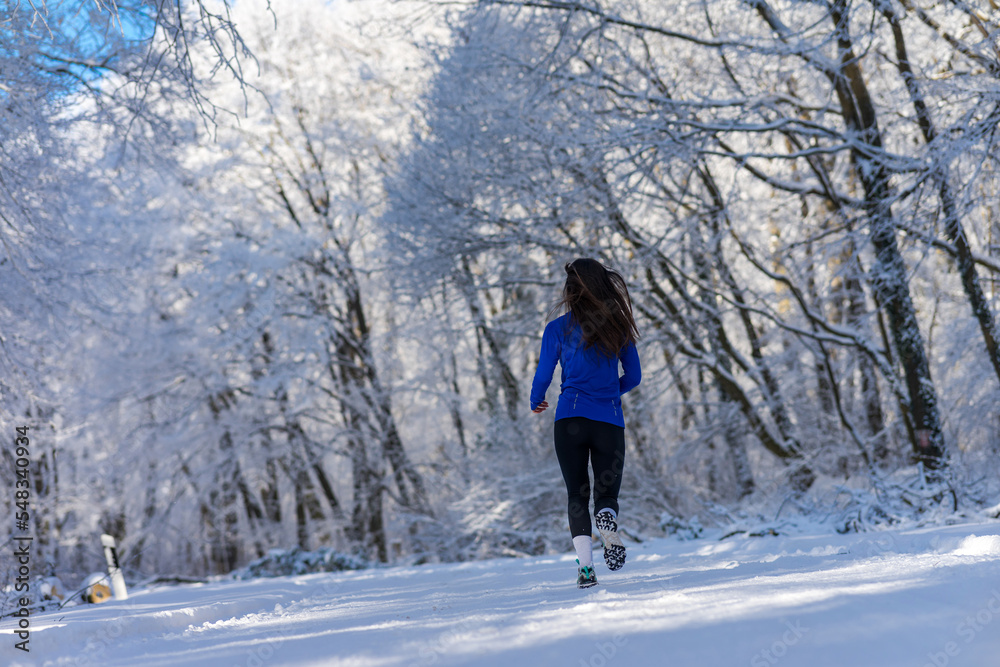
[530, 321, 560, 411]
[619, 341, 641, 394]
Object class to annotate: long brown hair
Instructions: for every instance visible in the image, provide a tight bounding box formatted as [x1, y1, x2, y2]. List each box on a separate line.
[551, 258, 639, 359]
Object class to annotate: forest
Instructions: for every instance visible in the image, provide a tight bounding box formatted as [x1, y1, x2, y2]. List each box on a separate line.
[1, 0, 999, 582]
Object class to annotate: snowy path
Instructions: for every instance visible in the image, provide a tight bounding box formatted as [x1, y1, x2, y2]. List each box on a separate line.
[5, 521, 1000, 667]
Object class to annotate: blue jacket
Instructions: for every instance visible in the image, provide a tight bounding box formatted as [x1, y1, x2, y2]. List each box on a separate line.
[530, 312, 641, 428]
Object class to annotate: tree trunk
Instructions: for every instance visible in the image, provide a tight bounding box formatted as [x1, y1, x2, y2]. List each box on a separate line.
[722, 402, 755, 499]
[690, 217, 757, 498]
[457, 256, 522, 422]
[292, 465, 325, 550]
[842, 244, 890, 463]
[698, 166, 803, 456]
[333, 333, 389, 562]
[829, 0, 944, 467]
[343, 268, 431, 514]
[882, 4, 1000, 388]
[448, 346, 469, 456]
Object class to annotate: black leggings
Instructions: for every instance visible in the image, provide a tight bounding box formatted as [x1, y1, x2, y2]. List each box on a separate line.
[554, 416, 626, 538]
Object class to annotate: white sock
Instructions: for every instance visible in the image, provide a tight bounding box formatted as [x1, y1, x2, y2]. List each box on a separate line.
[573, 535, 593, 567]
[597, 508, 617, 520]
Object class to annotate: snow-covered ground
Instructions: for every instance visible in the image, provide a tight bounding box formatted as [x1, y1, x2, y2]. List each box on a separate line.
[5, 520, 1000, 667]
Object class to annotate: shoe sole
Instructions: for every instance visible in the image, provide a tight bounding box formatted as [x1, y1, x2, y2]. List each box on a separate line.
[595, 513, 626, 571]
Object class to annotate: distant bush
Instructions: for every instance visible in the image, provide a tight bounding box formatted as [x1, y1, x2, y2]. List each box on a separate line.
[230, 547, 367, 579]
[659, 512, 704, 540]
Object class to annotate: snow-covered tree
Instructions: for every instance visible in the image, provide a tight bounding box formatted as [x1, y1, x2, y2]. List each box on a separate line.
[385, 0, 1000, 511]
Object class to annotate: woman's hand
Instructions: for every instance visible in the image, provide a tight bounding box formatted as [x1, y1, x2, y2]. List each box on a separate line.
[532, 400, 549, 414]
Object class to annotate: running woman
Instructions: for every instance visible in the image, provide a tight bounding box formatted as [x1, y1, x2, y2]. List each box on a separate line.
[530, 258, 641, 588]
